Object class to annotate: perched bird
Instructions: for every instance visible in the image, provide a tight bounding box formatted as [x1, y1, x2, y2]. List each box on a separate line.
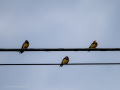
[88, 40, 98, 52]
[19, 40, 29, 54]
[60, 56, 69, 67]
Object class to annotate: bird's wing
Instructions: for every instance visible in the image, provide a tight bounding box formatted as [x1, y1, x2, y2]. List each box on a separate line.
[21, 43, 25, 49]
[89, 42, 95, 48]
[61, 58, 66, 64]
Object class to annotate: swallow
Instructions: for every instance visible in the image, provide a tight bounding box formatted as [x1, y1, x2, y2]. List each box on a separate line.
[19, 40, 29, 54]
[60, 56, 69, 67]
[88, 40, 98, 52]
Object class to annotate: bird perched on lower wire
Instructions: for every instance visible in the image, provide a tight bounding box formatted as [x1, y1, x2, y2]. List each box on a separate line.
[88, 40, 98, 52]
[19, 40, 29, 54]
[60, 56, 69, 67]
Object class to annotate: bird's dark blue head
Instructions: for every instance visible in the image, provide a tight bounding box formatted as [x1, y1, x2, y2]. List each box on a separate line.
[65, 56, 69, 59]
[25, 40, 28, 43]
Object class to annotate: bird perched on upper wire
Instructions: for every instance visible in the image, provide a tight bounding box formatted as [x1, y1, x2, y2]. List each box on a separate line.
[60, 56, 69, 67]
[88, 40, 98, 52]
[19, 40, 29, 54]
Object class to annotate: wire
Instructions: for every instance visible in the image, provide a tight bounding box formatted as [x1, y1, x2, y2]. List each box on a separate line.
[1, 63, 120, 65]
[0, 48, 120, 51]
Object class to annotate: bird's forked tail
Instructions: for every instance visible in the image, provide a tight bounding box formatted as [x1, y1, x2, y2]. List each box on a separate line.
[19, 50, 24, 54]
[60, 64, 63, 67]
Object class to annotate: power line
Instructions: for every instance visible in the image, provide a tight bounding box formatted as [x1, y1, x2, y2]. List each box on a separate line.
[1, 63, 120, 65]
[0, 48, 120, 51]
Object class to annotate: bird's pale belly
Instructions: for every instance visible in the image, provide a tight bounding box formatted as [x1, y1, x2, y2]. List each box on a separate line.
[23, 44, 29, 48]
[90, 44, 97, 48]
[63, 60, 69, 64]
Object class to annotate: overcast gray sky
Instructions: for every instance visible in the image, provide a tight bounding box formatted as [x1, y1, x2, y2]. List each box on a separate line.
[0, 0, 120, 90]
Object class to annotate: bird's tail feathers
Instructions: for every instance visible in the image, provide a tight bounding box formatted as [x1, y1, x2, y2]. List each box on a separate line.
[19, 51, 23, 54]
[60, 64, 63, 67]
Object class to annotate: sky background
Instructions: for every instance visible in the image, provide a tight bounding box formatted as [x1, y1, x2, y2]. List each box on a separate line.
[0, 0, 120, 90]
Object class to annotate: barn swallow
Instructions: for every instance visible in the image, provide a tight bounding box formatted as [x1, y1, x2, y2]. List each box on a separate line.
[19, 40, 29, 54]
[88, 40, 98, 52]
[60, 56, 69, 67]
